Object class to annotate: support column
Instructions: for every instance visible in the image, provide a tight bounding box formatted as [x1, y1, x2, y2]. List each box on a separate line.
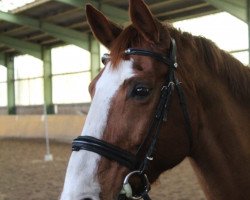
[247, 0, 250, 65]
[42, 47, 54, 114]
[6, 55, 16, 114]
[89, 35, 100, 80]
[0, 53, 4, 66]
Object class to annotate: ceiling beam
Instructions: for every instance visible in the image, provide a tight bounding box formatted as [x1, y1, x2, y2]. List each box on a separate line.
[0, 53, 5, 66]
[0, 11, 89, 50]
[156, 2, 209, 18]
[12, 0, 51, 13]
[149, 0, 183, 12]
[206, 0, 246, 22]
[41, 22, 88, 49]
[168, 9, 220, 23]
[54, 0, 128, 24]
[0, 34, 42, 59]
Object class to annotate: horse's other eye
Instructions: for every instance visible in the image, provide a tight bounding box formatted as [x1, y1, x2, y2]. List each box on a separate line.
[101, 53, 110, 65]
[131, 85, 151, 100]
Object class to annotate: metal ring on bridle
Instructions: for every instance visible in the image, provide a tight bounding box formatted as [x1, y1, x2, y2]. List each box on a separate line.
[122, 170, 150, 200]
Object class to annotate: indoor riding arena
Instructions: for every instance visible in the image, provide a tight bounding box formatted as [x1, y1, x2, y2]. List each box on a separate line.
[0, 0, 249, 200]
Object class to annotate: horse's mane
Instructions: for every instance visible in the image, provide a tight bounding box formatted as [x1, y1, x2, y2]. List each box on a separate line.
[110, 24, 250, 102]
[196, 35, 250, 102]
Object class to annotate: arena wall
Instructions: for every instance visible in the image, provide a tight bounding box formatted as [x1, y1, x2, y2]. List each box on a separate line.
[0, 115, 86, 142]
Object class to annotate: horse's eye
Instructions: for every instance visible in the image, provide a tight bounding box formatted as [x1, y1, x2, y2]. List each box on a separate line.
[131, 85, 151, 99]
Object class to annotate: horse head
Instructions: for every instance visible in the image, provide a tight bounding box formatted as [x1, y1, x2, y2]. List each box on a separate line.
[61, 0, 198, 199]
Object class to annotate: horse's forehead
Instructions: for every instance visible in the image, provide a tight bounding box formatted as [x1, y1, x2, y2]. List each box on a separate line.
[95, 60, 134, 92]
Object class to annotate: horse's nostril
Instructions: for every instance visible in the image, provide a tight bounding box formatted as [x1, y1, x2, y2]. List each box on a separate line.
[83, 198, 93, 200]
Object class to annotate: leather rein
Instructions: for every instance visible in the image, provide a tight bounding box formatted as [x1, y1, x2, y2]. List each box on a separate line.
[72, 38, 193, 200]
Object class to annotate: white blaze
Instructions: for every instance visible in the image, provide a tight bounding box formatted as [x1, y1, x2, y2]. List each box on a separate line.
[61, 60, 134, 200]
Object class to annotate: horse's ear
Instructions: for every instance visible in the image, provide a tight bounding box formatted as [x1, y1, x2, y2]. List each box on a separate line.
[86, 4, 123, 49]
[129, 0, 163, 44]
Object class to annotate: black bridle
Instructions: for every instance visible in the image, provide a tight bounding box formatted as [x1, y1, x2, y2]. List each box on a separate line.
[72, 38, 193, 200]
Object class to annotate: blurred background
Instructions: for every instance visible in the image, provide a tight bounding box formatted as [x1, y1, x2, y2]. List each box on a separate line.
[0, 0, 248, 199]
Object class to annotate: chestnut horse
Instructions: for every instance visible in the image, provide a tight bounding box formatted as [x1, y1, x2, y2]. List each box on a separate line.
[61, 0, 250, 199]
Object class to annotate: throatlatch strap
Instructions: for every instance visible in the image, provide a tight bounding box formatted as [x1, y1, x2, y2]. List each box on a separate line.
[175, 81, 193, 152]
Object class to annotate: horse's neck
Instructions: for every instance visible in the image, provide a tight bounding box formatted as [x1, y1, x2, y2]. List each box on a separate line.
[191, 66, 250, 200]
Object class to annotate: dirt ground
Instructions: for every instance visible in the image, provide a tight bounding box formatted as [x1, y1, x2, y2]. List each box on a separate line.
[0, 138, 206, 200]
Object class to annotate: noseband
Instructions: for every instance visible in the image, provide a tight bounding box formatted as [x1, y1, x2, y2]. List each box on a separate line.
[72, 38, 193, 200]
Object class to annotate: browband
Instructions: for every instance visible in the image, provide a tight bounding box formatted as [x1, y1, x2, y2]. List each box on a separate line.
[124, 39, 177, 69]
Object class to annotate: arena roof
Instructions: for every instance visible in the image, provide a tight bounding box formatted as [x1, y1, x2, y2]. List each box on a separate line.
[0, 0, 227, 57]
